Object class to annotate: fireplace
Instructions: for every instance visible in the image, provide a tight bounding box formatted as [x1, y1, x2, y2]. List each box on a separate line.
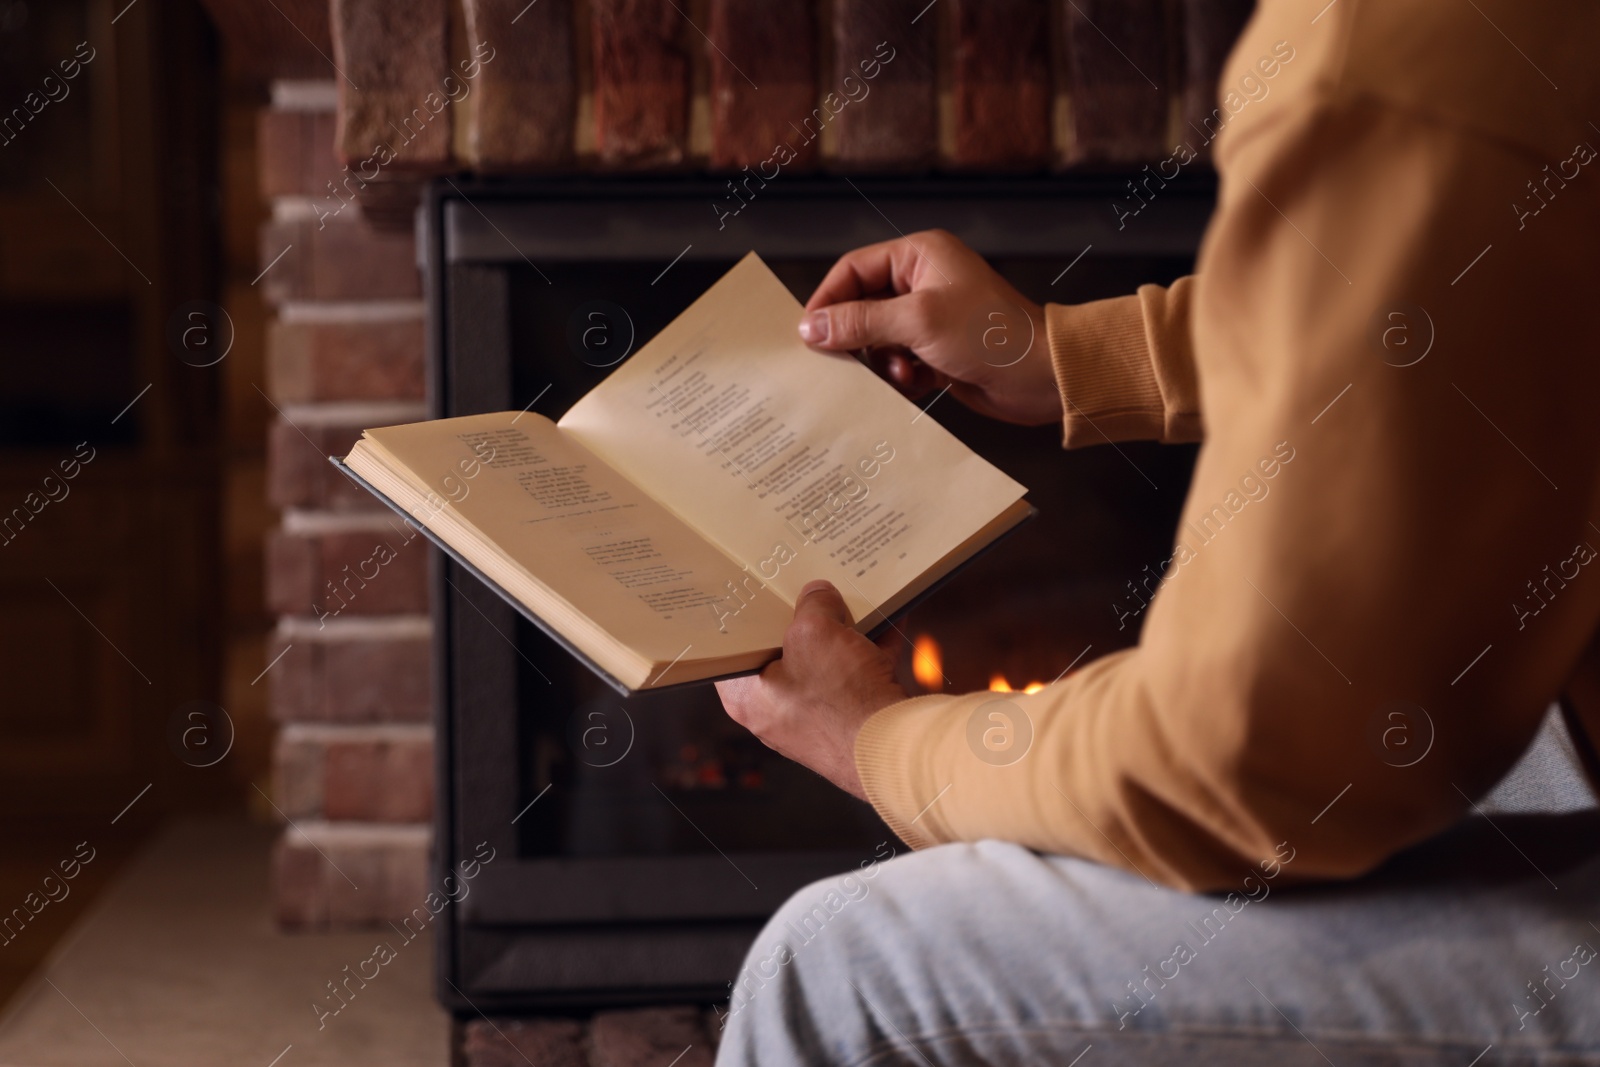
[426, 174, 1211, 1011]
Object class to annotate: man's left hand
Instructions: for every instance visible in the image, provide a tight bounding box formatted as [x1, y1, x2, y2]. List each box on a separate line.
[716, 580, 908, 801]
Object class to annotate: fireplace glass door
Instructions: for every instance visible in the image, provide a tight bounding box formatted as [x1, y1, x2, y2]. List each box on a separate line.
[429, 176, 1210, 1011]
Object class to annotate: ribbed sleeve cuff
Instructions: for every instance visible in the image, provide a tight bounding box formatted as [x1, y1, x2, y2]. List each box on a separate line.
[1045, 295, 1168, 449]
[853, 694, 970, 852]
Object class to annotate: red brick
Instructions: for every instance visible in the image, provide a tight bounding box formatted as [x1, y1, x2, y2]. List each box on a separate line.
[1178, 0, 1254, 158]
[275, 725, 433, 822]
[949, 0, 1051, 170]
[462, 0, 577, 170]
[591, 0, 690, 168]
[269, 631, 316, 721]
[1058, 0, 1171, 165]
[329, 0, 453, 172]
[266, 404, 424, 509]
[267, 309, 426, 403]
[273, 728, 327, 818]
[461, 1019, 587, 1067]
[258, 106, 340, 198]
[590, 1007, 714, 1067]
[830, 0, 936, 170]
[267, 417, 365, 510]
[269, 620, 434, 725]
[708, 0, 817, 172]
[266, 520, 431, 617]
[195, 0, 334, 82]
[323, 639, 431, 720]
[325, 731, 433, 822]
[271, 822, 431, 928]
[259, 215, 421, 304]
[352, 178, 425, 232]
[266, 530, 318, 616]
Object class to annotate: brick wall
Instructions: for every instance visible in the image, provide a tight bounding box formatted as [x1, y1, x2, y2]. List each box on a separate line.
[257, 80, 434, 929]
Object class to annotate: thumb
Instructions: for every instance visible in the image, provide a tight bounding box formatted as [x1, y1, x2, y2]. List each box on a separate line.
[791, 579, 855, 627]
[799, 294, 929, 352]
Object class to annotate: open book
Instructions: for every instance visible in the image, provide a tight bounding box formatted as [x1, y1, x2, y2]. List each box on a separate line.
[340, 253, 1031, 691]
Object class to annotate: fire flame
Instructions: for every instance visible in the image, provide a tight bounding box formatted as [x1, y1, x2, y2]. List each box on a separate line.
[912, 635, 944, 690]
[989, 674, 1045, 695]
[910, 633, 1046, 693]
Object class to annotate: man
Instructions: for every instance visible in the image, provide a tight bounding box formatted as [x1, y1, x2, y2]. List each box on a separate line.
[715, 0, 1600, 1062]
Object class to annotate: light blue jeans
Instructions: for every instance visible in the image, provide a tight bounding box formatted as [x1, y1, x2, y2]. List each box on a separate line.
[716, 708, 1600, 1065]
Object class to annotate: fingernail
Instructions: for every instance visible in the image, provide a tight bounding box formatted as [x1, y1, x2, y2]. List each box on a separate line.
[799, 311, 829, 344]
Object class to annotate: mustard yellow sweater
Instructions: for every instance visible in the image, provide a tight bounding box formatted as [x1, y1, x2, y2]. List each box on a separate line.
[855, 0, 1600, 889]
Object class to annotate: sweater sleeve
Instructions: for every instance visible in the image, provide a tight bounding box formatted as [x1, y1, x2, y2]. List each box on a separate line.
[1046, 278, 1203, 449]
[854, 83, 1600, 889]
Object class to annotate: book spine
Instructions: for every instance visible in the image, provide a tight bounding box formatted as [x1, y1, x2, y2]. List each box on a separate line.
[949, 0, 1051, 170]
[830, 0, 937, 170]
[1057, 0, 1171, 166]
[1178, 0, 1254, 160]
[591, 0, 691, 168]
[460, 0, 576, 171]
[708, 0, 819, 172]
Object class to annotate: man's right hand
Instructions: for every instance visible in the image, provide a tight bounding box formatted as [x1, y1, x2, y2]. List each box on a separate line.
[800, 230, 1065, 427]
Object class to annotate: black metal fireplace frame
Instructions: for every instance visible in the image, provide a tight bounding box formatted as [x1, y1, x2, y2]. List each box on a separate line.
[423, 173, 1216, 1015]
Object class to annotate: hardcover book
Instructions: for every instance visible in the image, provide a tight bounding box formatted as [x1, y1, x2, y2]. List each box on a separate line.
[338, 253, 1031, 691]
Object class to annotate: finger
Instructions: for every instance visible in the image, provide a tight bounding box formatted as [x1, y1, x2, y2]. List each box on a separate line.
[715, 674, 762, 724]
[863, 347, 935, 390]
[715, 674, 756, 699]
[889, 352, 948, 396]
[864, 347, 928, 397]
[805, 231, 950, 311]
[885, 351, 917, 387]
[799, 292, 932, 353]
[806, 240, 918, 310]
[792, 579, 855, 627]
[860, 345, 898, 382]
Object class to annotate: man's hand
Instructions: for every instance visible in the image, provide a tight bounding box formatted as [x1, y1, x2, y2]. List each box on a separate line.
[716, 581, 907, 801]
[801, 230, 1062, 426]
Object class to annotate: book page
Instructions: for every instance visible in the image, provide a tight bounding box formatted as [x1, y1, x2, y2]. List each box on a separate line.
[558, 253, 1028, 623]
[358, 412, 796, 673]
